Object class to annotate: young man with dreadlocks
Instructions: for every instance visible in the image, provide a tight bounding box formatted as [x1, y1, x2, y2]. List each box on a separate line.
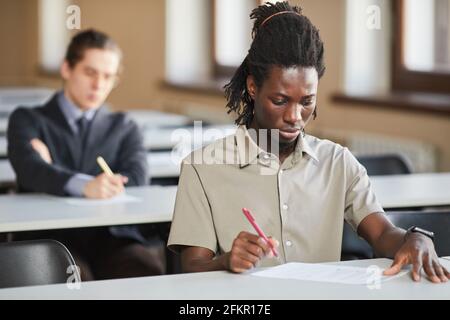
[168, 2, 449, 283]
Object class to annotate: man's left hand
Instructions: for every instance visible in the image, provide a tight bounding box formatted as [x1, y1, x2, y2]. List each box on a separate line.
[383, 233, 450, 283]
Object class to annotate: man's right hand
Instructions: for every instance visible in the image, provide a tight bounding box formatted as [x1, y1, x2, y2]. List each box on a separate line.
[30, 138, 52, 164]
[83, 173, 128, 199]
[226, 231, 279, 273]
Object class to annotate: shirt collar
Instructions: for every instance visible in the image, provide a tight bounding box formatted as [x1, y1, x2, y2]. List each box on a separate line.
[235, 125, 319, 168]
[235, 125, 261, 168]
[57, 91, 97, 132]
[294, 132, 319, 164]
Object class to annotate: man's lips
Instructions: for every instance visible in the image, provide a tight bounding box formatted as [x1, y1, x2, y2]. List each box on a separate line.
[280, 128, 300, 133]
[87, 94, 99, 101]
[279, 128, 300, 140]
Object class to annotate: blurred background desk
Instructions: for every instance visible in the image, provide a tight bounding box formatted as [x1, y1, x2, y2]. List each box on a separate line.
[0, 186, 176, 233]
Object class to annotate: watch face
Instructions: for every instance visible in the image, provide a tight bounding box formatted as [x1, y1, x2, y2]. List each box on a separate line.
[413, 227, 434, 239]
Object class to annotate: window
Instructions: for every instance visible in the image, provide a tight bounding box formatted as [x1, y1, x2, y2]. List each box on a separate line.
[213, 0, 255, 79]
[343, 0, 392, 96]
[335, 0, 450, 114]
[39, 0, 70, 73]
[165, 0, 257, 92]
[393, 0, 450, 94]
[165, 0, 211, 84]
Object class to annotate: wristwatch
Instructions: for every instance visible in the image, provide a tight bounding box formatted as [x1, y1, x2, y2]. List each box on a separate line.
[405, 226, 435, 242]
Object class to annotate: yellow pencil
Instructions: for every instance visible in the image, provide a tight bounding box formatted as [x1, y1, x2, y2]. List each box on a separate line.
[96, 156, 114, 176]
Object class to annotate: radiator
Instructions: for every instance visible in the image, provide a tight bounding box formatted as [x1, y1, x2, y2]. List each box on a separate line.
[346, 133, 437, 173]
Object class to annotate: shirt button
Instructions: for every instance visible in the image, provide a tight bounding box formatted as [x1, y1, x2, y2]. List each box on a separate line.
[285, 240, 292, 247]
[282, 204, 288, 210]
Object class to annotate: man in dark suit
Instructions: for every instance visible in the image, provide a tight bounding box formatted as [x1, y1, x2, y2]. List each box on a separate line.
[7, 29, 165, 280]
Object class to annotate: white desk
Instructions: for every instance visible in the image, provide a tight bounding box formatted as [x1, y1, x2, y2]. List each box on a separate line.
[143, 124, 236, 150]
[148, 152, 181, 178]
[0, 159, 14, 185]
[0, 136, 6, 158]
[127, 110, 191, 130]
[0, 186, 177, 233]
[0, 258, 448, 299]
[0, 87, 54, 113]
[0, 118, 7, 134]
[0, 152, 180, 184]
[371, 173, 450, 209]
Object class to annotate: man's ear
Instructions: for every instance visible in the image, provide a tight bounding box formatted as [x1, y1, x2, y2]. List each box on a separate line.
[60, 61, 71, 81]
[246, 75, 257, 99]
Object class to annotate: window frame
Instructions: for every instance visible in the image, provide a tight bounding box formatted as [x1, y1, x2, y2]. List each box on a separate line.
[211, 0, 260, 80]
[392, 0, 450, 94]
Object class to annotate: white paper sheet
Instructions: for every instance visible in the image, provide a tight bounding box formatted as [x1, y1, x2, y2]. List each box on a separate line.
[64, 194, 141, 206]
[251, 262, 408, 285]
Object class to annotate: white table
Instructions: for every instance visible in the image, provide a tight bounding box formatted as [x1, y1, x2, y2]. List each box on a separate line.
[148, 152, 181, 178]
[0, 136, 6, 158]
[143, 124, 236, 150]
[0, 160, 14, 185]
[0, 87, 54, 116]
[0, 258, 448, 299]
[0, 118, 7, 134]
[371, 173, 450, 209]
[0, 186, 177, 233]
[0, 153, 180, 184]
[127, 110, 191, 130]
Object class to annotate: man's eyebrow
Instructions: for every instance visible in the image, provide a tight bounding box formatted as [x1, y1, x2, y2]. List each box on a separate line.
[271, 93, 316, 99]
[84, 66, 97, 72]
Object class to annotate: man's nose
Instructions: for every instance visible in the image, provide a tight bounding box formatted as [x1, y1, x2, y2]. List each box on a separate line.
[284, 103, 302, 124]
[91, 77, 100, 90]
[91, 75, 106, 90]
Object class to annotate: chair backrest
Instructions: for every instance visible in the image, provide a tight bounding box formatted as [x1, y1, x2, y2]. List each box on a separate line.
[0, 239, 80, 288]
[387, 210, 450, 257]
[356, 154, 412, 176]
[340, 222, 374, 260]
[341, 153, 412, 260]
[341, 210, 450, 261]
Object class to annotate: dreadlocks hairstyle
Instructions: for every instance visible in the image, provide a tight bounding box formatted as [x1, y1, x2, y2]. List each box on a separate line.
[224, 1, 325, 126]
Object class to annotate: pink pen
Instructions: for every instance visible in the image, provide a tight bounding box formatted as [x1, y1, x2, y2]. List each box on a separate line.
[242, 208, 278, 257]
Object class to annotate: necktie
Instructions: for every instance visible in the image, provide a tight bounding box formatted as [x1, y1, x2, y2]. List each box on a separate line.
[76, 117, 89, 169]
[76, 116, 89, 149]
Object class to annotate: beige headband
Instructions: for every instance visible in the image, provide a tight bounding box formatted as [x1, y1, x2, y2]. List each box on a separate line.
[260, 11, 302, 28]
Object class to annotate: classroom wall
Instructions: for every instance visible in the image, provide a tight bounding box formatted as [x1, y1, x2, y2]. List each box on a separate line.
[0, 0, 449, 171]
[0, 0, 38, 85]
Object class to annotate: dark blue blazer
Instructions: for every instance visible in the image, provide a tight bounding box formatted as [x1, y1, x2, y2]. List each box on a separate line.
[7, 94, 149, 242]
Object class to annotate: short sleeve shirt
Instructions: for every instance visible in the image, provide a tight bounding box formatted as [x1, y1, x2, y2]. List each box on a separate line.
[168, 125, 384, 266]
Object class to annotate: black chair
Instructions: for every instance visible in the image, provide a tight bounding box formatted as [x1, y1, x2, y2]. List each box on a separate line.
[0, 239, 80, 288]
[341, 222, 374, 260]
[341, 153, 412, 260]
[387, 210, 450, 257]
[356, 154, 412, 176]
